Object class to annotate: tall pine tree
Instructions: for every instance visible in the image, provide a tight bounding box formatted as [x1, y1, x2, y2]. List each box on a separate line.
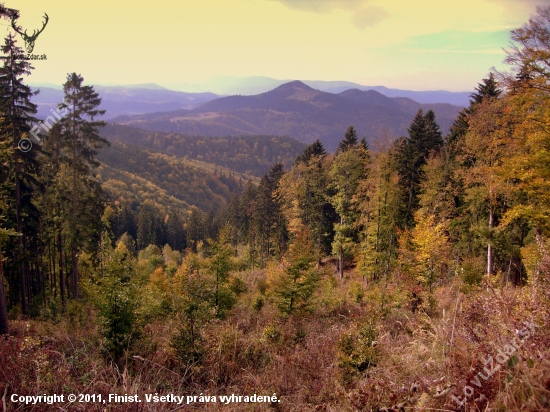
[0, 34, 39, 314]
[58, 73, 107, 299]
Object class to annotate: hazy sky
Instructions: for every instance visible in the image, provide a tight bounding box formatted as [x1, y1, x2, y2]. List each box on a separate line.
[6, 0, 545, 91]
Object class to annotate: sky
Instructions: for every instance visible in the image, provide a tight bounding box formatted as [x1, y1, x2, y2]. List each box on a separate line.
[4, 0, 546, 92]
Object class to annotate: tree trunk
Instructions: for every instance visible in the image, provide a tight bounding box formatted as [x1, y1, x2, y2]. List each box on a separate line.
[59, 231, 66, 308]
[71, 111, 79, 299]
[487, 204, 494, 276]
[0, 248, 9, 335]
[14, 141, 27, 315]
[339, 243, 344, 279]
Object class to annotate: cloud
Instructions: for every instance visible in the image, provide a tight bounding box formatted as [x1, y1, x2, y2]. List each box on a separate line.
[269, 0, 364, 13]
[351, 5, 388, 29]
[403, 48, 505, 55]
[267, 0, 388, 28]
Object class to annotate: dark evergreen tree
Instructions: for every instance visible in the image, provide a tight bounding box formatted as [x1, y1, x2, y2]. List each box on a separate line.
[338, 126, 359, 153]
[112, 202, 138, 241]
[227, 192, 242, 245]
[58, 73, 107, 299]
[423, 110, 443, 152]
[471, 74, 501, 105]
[251, 163, 287, 266]
[186, 209, 205, 252]
[0, 34, 39, 314]
[296, 139, 326, 164]
[202, 210, 217, 240]
[330, 140, 368, 278]
[165, 212, 186, 251]
[394, 109, 443, 227]
[447, 74, 502, 145]
[136, 203, 165, 249]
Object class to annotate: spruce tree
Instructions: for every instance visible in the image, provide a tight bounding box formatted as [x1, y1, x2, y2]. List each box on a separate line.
[0, 200, 16, 334]
[0, 34, 39, 314]
[471, 74, 501, 104]
[447, 74, 502, 145]
[423, 110, 443, 153]
[137, 202, 164, 249]
[330, 141, 368, 278]
[271, 229, 321, 315]
[165, 212, 186, 251]
[252, 163, 287, 266]
[338, 126, 359, 153]
[296, 139, 326, 164]
[394, 109, 444, 227]
[58, 73, 107, 299]
[227, 192, 242, 245]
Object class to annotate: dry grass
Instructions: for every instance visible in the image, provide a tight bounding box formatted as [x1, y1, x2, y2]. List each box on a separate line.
[1, 268, 549, 412]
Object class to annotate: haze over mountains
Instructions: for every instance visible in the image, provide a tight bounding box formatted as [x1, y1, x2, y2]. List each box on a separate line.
[112, 81, 463, 151]
[165, 76, 472, 106]
[31, 85, 218, 120]
[31, 77, 469, 121]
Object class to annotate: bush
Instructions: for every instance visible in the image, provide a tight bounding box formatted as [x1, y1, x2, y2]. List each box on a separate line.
[337, 322, 379, 385]
[171, 324, 204, 365]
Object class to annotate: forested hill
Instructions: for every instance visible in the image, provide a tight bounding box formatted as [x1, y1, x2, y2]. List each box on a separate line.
[100, 123, 305, 177]
[96, 141, 254, 214]
[111, 81, 463, 151]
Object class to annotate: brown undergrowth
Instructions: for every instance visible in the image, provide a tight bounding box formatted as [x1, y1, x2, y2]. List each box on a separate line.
[1, 268, 549, 412]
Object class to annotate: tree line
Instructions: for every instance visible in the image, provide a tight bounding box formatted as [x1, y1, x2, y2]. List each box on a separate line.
[0, 34, 108, 332]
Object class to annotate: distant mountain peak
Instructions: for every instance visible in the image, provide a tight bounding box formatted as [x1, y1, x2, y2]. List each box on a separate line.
[272, 80, 314, 92]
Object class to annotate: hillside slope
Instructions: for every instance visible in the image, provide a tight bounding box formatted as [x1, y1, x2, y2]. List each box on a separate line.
[100, 124, 305, 177]
[113, 81, 462, 151]
[96, 141, 255, 214]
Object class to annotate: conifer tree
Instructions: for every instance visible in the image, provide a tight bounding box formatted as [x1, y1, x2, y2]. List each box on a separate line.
[356, 148, 400, 281]
[330, 137, 369, 278]
[394, 109, 444, 227]
[423, 110, 443, 151]
[165, 212, 186, 251]
[447, 74, 502, 145]
[0, 34, 39, 314]
[137, 202, 165, 249]
[227, 192, 242, 245]
[251, 164, 287, 266]
[186, 209, 203, 252]
[338, 126, 359, 153]
[58, 73, 107, 299]
[239, 179, 257, 254]
[296, 139, 326, 164]
[0, 200, 16, 334]
[205, 229, 235, 318]
[270, 229, 321, 315]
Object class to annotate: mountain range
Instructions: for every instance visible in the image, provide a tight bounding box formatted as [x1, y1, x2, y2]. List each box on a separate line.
[31, 85, 218, 120]
[30, 76, 471, 123]
[165, 76, 472, 106]
[111, 81, 463, 152]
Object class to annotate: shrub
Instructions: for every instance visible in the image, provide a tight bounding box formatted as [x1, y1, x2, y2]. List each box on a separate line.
[338, 322, 379, 385]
